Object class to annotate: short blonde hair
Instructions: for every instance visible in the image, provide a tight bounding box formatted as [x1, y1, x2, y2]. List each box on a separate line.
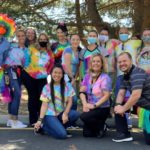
[88, 53, 106, 73]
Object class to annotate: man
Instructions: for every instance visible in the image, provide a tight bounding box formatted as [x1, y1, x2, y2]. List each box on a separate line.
[112, 52, 150, 145]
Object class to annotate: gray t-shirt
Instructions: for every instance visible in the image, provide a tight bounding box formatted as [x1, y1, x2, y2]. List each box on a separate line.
[120, 66, 150, 110]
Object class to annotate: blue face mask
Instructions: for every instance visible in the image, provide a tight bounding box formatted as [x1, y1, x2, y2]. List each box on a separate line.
[142, 36, 150, 43]
[87, 37, 97, 44]
[119, 34, 129, 42]
[99, 35, 109, 42]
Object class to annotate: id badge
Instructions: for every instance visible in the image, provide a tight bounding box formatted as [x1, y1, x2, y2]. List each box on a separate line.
[11, 69, 17, 79]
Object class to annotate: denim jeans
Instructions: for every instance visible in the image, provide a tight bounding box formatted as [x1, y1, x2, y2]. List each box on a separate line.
[42, 110, 80, 139]
[7, 67, 21, 116]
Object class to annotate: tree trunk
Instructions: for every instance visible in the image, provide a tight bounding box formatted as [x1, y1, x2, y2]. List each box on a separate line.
[75, 0, 86, 45]
[133, 0, 144, 33]
[142, 0, 150, 30]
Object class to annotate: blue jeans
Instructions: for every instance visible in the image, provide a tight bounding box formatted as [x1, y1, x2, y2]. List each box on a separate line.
[7, 67, 21, 116]
[42, 110, 80, 139]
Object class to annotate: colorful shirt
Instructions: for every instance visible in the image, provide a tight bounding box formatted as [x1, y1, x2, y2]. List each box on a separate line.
[62, 47, 79, 76]
[99, 39, 120, 73]
[0, 37, 10, 66]
[137, 46, 150, 74]
[25, 45, 54, 79]
[51, 41, 70, 64]
[115, 40, 142, 76]
[4, 44, 29, 67]
[81, 73, 112, 108]
[40, 82, 75, 116]
[79, 46, 108, 78]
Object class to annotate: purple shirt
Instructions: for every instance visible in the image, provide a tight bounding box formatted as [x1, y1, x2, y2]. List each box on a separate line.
[81, 73, 112, 108]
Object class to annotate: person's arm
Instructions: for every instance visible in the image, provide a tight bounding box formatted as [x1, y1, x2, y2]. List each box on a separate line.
[123, 89, 142, 111]
[94, 91, 110, 107]
[34, 101, 48, 129]
[115, 89, 126, 104]
[64, 53, 74, 79]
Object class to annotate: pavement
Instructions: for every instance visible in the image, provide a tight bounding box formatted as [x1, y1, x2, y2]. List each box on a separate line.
[0, 115, 150, 150]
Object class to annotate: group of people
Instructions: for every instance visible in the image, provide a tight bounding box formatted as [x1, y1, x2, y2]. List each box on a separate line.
[0, 14, 150, 145]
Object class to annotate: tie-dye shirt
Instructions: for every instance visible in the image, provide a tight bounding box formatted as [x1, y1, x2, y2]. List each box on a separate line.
[81, 73, 112, 108]
[40, 82, 75, 116]
[137, 46, 150, 74]
[115, 40, 142, 76]
[62, 47, 79, 77]
[25, 45, 54, 79]
[51, 41, 70, 64]
[99, 39, 120, 73]
[4, 44, 29, 67]
[79, 46, 108, 78]
[0, 37, 10, 66]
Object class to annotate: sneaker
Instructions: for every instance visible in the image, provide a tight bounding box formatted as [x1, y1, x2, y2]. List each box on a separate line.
[7, 119, 13, 127]
[10, 120, 27, 129]
[97, 124, 108, 138]
[112, 133, 133, 142]
[67, 132, 72, 138]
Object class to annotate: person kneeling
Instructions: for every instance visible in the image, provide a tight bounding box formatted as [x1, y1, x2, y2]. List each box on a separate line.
[80, 54, 112, 138]
[34, 65, 80, 139]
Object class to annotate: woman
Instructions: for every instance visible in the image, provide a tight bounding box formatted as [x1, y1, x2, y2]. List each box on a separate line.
[5, 29, 29, 128]
[137, 28, 150, 74]
[21, 33, 54, 126]
[34, 65, 80, 139]
[25, 27, 37, 47]
[62, 34, 80, 110]
[79, 30, 108, 79]
[51, 23, 70, 64]
[80, 54, 111, 137]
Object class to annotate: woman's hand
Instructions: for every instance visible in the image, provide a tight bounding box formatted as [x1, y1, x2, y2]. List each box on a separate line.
[83, 104, 90, 112]
[87, 103, 95, 110]
[62, 113, 69, 124]
[34, 121, 42, 130]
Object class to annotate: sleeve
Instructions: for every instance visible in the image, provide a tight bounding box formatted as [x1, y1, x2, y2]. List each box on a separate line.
[66, 82, 75, 98]
[23, 48, 31, 67]
[46, 50, 55, 73]
[64, 47, 72, 55]
[81, 74, 89, 87]
[79, 49, 86, 60]
[101, 74, 112, 92]
[40, 85, 50, 103]
[130, 70, 146, 91]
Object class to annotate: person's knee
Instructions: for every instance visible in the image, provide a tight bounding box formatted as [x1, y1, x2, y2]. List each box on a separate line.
[55, 130, 67, 139]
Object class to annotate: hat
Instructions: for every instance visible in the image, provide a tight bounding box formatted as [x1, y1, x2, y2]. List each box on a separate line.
[0, 14, 16, 38]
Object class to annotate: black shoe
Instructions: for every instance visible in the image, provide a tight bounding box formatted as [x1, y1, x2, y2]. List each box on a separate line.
[112, 133, 133, 142]
[97, 124, 107, 138]
[34, 127, 45, 135]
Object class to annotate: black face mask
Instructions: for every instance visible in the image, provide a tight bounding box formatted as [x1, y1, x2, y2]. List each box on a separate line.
[39, 41, 48, 48]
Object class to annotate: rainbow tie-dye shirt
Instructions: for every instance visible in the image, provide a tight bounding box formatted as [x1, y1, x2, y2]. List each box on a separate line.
[62, 47, 79, 77]
[51, 41, 70, 64]
[25, 45, 54, 79]
[137, 46, 150, 74]
[40, 82, 75, 116]
[81, 73, 112, 108]
[115, 40, 142, 76]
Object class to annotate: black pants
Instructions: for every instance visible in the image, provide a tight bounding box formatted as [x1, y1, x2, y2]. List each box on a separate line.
[21, 70, 47, 124]
[80, 107, 110, 137]
[115, 114, 150, 145]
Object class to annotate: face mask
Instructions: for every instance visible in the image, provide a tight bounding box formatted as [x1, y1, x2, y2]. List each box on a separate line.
[87, 37, 97, 44]
[119, 34, 129, 42]
[142, 36, 150, 43]
[39, 41, 48, 48]
[99, 35, 109, 42]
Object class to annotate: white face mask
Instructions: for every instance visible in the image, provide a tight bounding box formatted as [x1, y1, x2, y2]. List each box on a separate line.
[99, 35, 109, 42]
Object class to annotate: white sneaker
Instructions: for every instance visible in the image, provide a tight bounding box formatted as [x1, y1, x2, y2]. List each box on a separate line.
[10, 120, 27, 128]
[7, 119, 13, 127]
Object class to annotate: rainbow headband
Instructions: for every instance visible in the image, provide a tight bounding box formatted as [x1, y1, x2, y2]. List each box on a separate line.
[0, 14, 16, 38]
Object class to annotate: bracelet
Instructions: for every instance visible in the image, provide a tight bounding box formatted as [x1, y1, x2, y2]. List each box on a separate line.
[38, 118, 43, 122]
[94, 104, 97, 108]
[115, 102, 122, 106]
